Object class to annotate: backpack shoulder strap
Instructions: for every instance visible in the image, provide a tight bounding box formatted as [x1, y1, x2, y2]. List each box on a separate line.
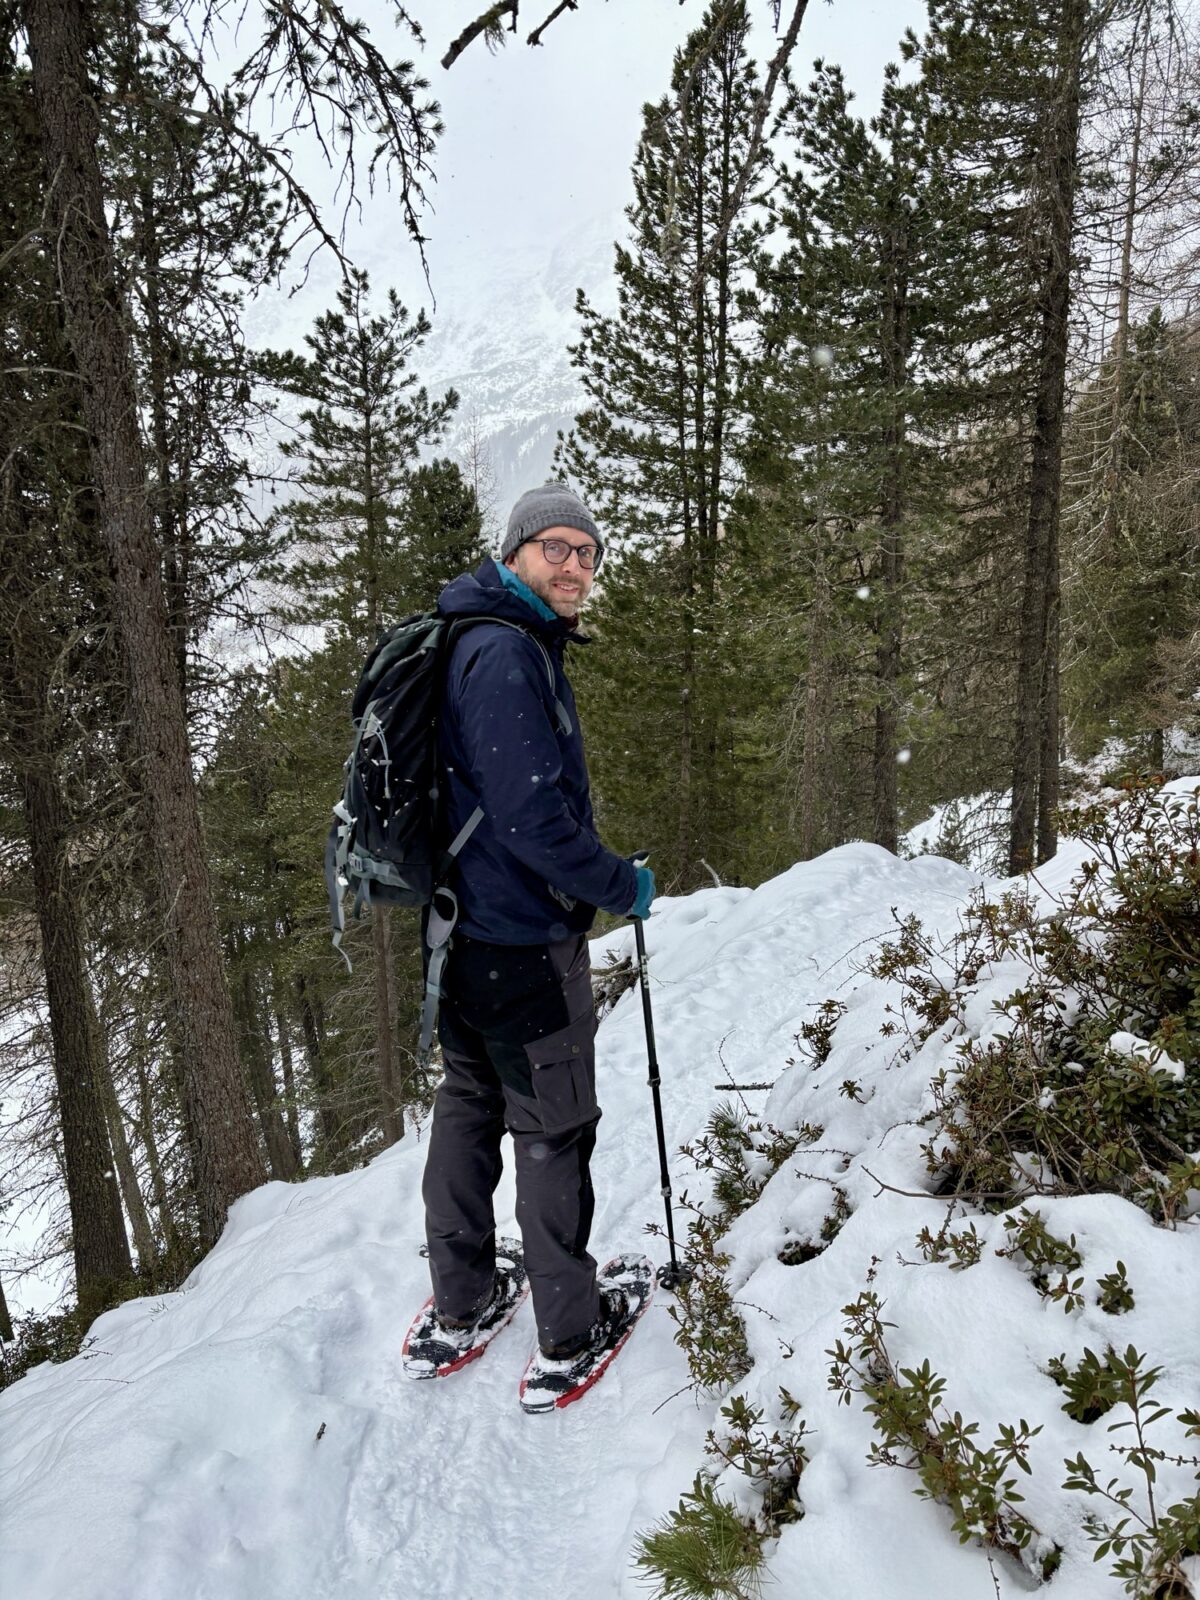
[446, 616, 571, 735]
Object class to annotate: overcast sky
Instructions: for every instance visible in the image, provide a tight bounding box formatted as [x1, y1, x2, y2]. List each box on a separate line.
[250, 0, 930, 340]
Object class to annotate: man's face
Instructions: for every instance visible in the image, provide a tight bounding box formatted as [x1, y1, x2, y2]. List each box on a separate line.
[506, 525, 598, 619]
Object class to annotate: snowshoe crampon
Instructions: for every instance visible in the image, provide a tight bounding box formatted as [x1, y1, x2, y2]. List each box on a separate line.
[402, 1236, 527, 1379]
[518, 1252, 654, 1414]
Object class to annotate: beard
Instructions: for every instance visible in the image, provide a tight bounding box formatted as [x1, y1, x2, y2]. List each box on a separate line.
[514, 556, 588, 618]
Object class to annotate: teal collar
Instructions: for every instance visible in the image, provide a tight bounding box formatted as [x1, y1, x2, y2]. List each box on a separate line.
[497, 560, 557, 624]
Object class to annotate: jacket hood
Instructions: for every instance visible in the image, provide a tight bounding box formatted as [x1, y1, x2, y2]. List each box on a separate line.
[437, 558, 583, 642]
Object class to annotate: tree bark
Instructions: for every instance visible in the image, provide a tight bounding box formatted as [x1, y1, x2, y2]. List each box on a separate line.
[22, 0, 264, 1246]
[372, 911, 403, 1145]
[295, 971, 344, 1161]
[360, 364, 404, 1145]
[798, 381, 833, 861]
[798, 563, 832, 860]
[139, 175, 191, 711]
[238, 971, 299, 1181]
[1102, 2, 1151, 554]
[134, 1054, 181, 1262]
[22, 766, 132, 1298]
[96, 1043, 158, 1272]
[275, 1004, 304, 1168]
[1009, 0, 1087, 874]
[0, 1274, 13, 1343]
[872, 196, 909, 856]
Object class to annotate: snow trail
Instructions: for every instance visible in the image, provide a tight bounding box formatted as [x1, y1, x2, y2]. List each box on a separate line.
[3, 816, 1197, 1600]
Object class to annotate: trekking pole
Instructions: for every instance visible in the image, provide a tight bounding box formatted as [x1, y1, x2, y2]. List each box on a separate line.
[629, 854, 692, 1292]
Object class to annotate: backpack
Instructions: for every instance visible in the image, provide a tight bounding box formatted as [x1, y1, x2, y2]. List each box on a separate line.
[323, 609, 561, 1056]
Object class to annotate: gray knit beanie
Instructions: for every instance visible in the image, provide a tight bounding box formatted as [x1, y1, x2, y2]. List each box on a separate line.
[500, 483, 603, 563]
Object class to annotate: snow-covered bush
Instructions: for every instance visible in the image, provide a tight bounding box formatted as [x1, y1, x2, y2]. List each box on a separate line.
[642, 779, 1199, 1600]
[885, 782, 1200, 1222]
[828, 1285, 1063, 1584]
[665, 1104, 821, 1394]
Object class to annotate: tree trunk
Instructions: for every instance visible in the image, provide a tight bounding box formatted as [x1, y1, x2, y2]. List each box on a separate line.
[1102, 2, 1150, 553]
[873, 198, 909, 856]
[22, 766, 132, 1299]
[139, 175, 190, 711]
[96, 1045, 158, 1272]
[295, 971, 343, 1160]
[238, 971, 299, 1180]
[798, 562, 832, 860]
[799, 380, 834, 860]
[275, 1005, 303, 1168]
[361, 364, 404, 1145]
[1037, 519, 1062, 860]
[134, 1054, 181, 1263]
[1009, 0, 1087, 874]
[372, 910, 403, 1145]
[0, 1274, 13, 1343]
[22, 0, 264, 1246]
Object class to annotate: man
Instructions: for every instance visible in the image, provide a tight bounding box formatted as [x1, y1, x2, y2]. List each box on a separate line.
[419, 482, 655, 1379]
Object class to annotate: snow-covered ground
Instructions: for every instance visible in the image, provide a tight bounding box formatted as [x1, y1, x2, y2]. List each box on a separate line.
[2, 792, 1197, 1600]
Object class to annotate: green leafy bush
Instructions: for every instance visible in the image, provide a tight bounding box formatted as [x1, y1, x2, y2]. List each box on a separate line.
[997, 1207, 1086, 1311]
[634, 1392, 810, 1600]
[666, 1105, 821, 1394]
[1047, 1345, 1124, 1424]
[827, 1290, 1060, 1582]
[1062, 1349, 1200, 1598]
[869, 782, 1200, 1221]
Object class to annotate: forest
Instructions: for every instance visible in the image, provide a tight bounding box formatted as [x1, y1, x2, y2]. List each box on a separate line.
[0, 0, 1197, 1373]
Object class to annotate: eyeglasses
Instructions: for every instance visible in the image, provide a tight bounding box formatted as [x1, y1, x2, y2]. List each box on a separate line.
[526, 537, 603, 571]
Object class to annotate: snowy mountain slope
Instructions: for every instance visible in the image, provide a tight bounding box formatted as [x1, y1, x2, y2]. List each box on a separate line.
[422, 220, 616, 504]
[2, 802, 1197, 1600]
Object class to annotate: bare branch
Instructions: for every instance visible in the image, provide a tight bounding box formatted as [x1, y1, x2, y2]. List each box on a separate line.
[529, 1, 579, 49]
[696, 0, 811, 286]
[442, 3, 520, 70]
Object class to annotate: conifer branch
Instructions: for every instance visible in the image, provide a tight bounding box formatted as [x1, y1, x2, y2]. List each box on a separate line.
[695, 0, 811, 286]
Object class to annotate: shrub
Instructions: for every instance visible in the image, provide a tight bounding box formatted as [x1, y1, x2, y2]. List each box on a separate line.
[665, 1105, 821, 1394]
[634, 1392, 811, 1600]
[1062, 1349, 1200, 1598]
[0, 1303, 97, 1392]
[827, 1290, 1060, 1583]
[634, 1475, 767, 1600]
[997, 1207, 1086, 1311]
[869, 781, 1200, 1221]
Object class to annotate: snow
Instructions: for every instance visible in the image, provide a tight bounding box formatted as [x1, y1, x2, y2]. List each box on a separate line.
[1106, 1030, 1187, 1081]
[3, 787, 1199, 1599]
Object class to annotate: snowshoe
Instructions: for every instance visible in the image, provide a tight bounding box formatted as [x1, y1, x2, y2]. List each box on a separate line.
[518, 1253, 655, 1414]
[402, 1236, 528, 1379]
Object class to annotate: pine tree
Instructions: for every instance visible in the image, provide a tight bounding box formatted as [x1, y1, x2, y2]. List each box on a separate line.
[20, 0, 266, 1247]
[106, 40, 282, 725]
[1063, 309, 1200, 765]
[911, 0, 1099, 872]
[744, 58, 958, 857]
[0, 39, 134, 1303]
[399, 457, 489, 610]
[265, 272, 458, 640]
[263, 272, 458, 1143]
[560, 0, 766, 888]
[16, 0, 443, 1250]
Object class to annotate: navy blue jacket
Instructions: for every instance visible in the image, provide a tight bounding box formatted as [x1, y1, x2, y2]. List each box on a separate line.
[436, 558, 637, 944]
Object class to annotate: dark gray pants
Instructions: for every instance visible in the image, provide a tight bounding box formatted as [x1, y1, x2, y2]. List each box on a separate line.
[421, 932, 601, 1351]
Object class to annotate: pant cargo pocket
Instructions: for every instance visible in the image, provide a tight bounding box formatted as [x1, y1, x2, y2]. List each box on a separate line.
[521, 1011, 599, 1136]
